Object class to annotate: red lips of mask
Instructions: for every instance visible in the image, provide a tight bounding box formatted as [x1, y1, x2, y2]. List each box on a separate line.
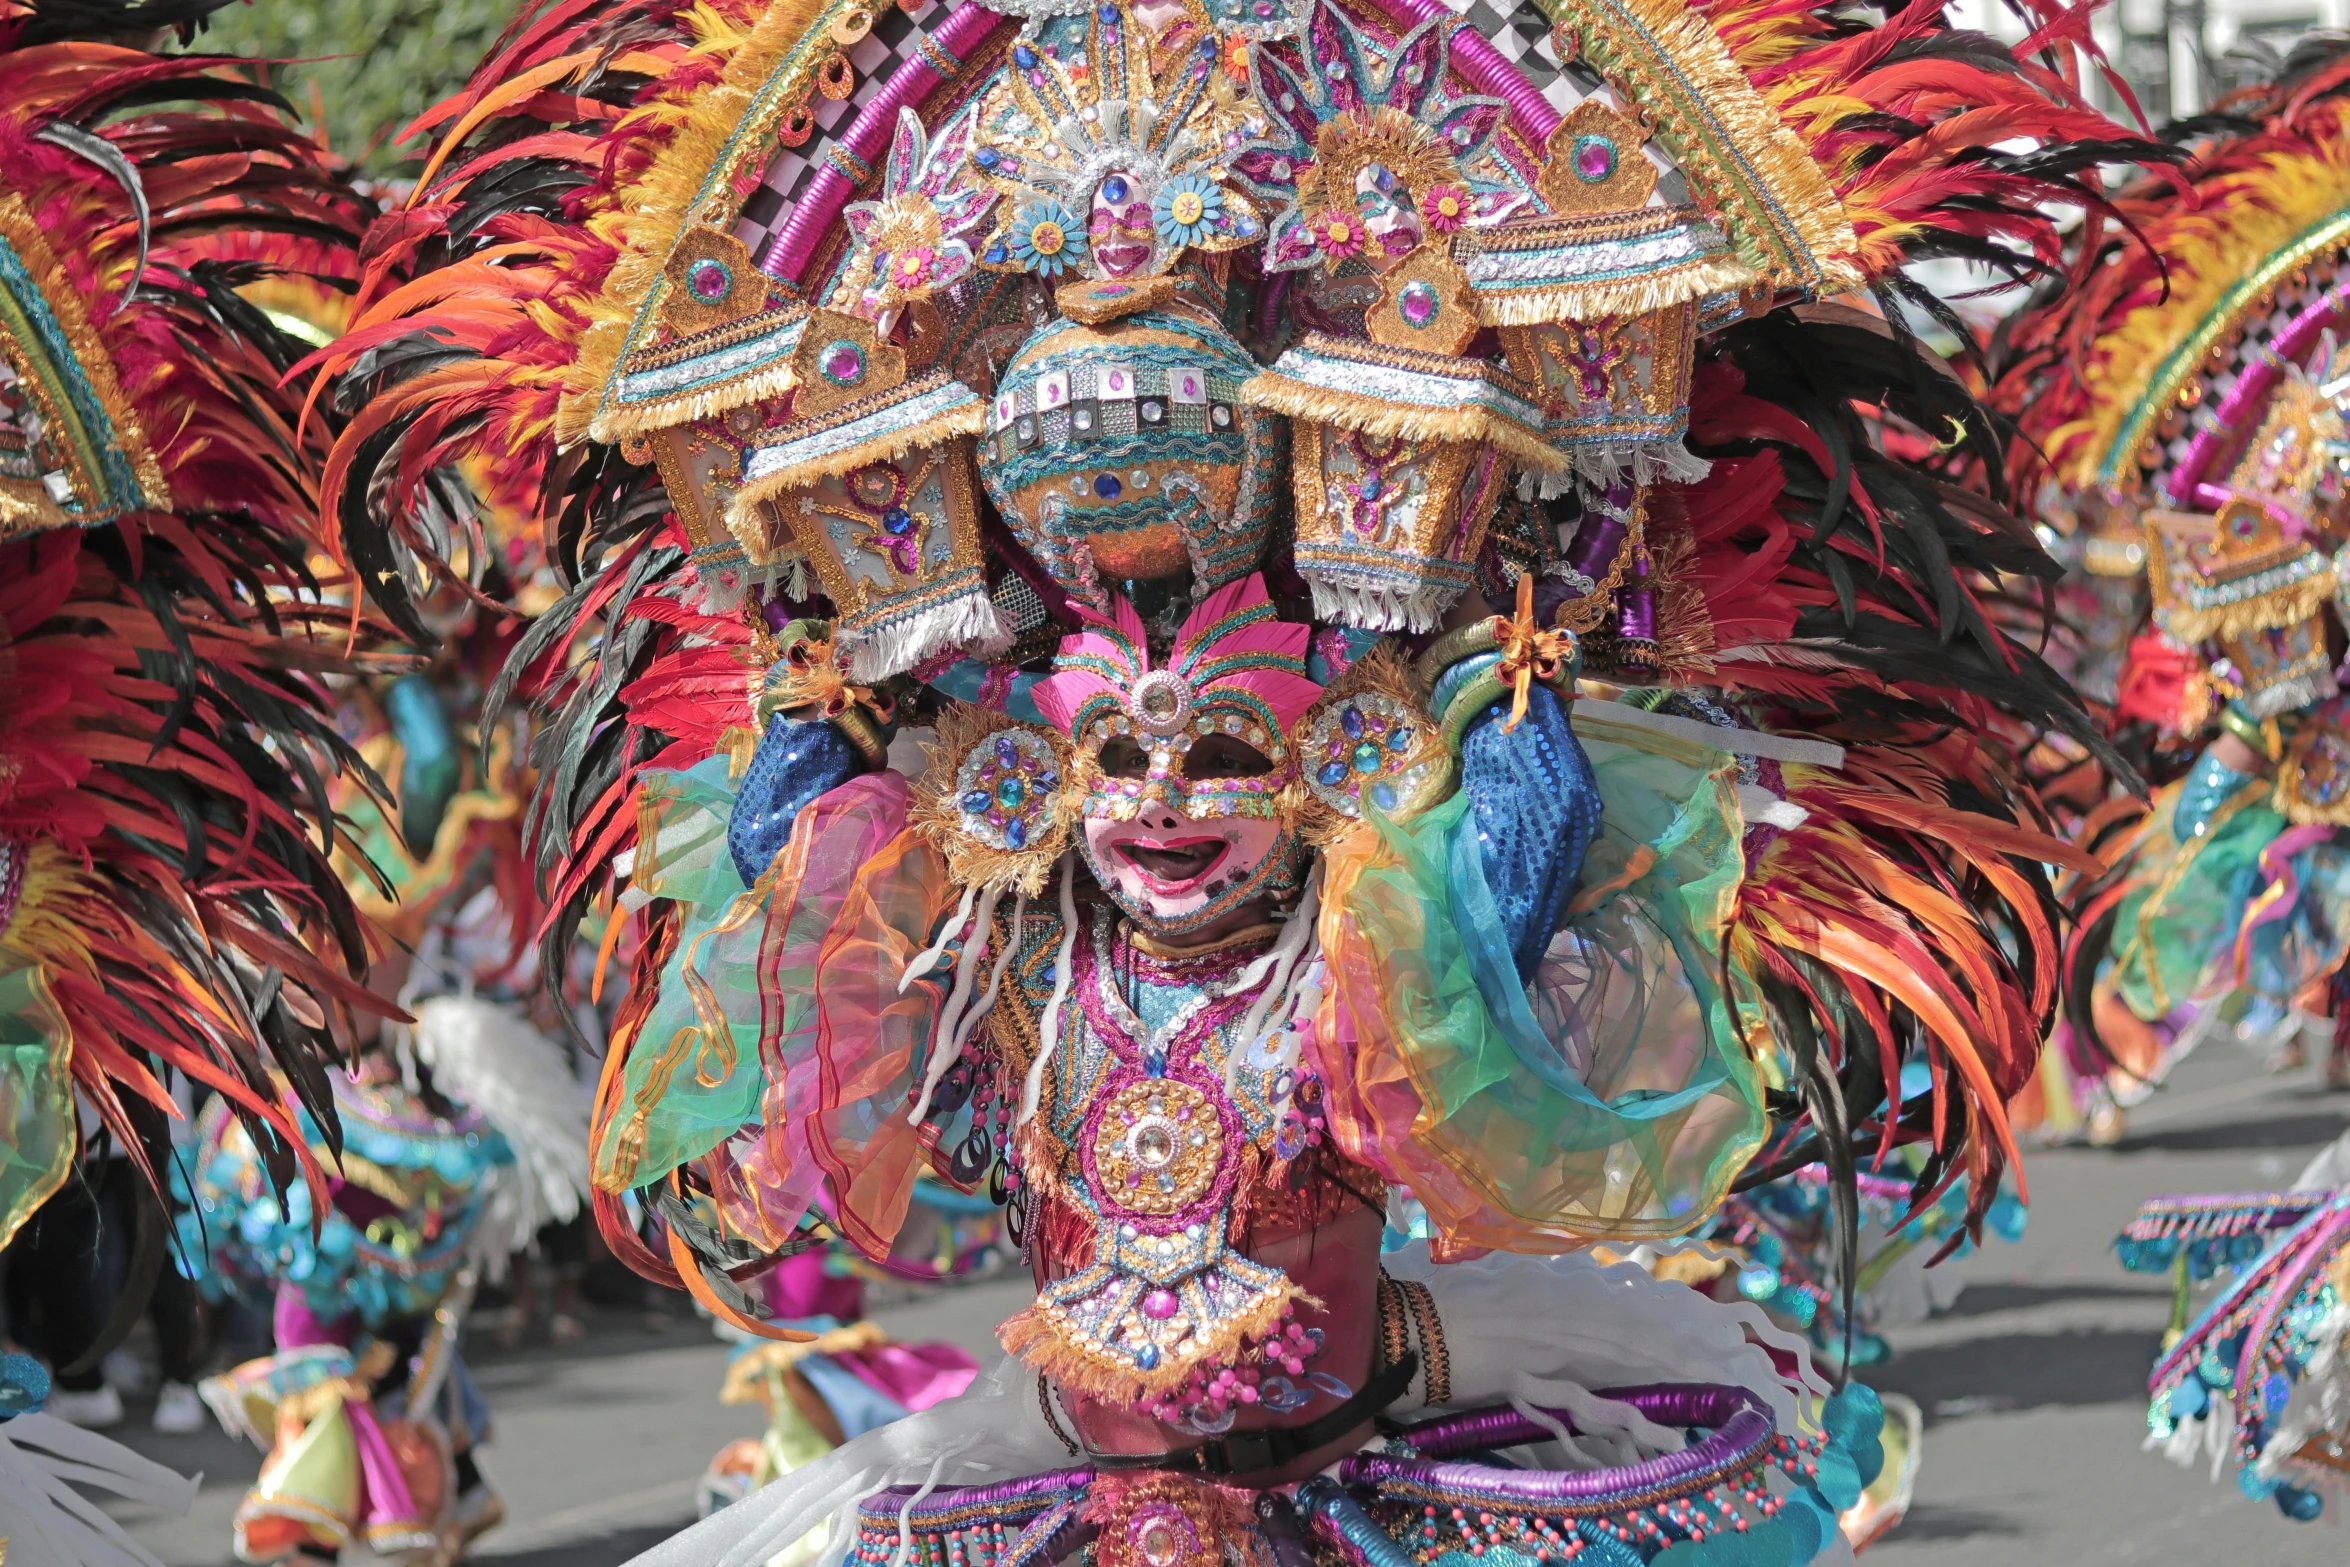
[1087, 198, 1156, 278]
[1081, 810, 1290, 929]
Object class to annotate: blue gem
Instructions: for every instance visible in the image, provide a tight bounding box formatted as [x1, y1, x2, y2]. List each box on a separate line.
[1371, 781, 1398, 810]
[1098, 3, 1118, 20]
[1136, 1344, 1160, 1370]
[881, 507, 912, 535]
[1316, 760, 1348, 786]
[1093, 473, 1122, 498]
[996, 735, 1019, 767]
[961, 790, 991, 813]
[984, 243, 1008, 263]
[1351, 741, 1382, 774]
[1387, 726, 1412, 751]
[1037, 770, 1059, 790]
[1340, 705, 1364, 739]
[997, 777, 1026, 809]
[1356, 475, 1381, 499]
[1101, 173, 1130, 204]
[1005, 816, 1028, 849]
[974, 148, 1000, 170]
[1013, 43, 1038, 67]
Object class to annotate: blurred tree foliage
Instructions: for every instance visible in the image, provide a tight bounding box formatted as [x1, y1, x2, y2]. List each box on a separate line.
[196, 0, 517, 171]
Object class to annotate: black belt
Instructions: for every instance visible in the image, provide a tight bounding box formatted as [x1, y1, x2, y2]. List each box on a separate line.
[1088, 1352, 1417, 1476]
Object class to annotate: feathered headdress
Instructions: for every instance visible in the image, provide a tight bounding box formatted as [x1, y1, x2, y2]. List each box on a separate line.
[2002, 39, 2350, 503]
[0, 0, 390, 1248]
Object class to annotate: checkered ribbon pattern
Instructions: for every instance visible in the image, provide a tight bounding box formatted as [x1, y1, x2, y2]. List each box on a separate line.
[732, 0, 950, 274]
[2157, 250, 2349, 489]
[729, 0, 1582, 276]
[1447, 0, 1584, 115]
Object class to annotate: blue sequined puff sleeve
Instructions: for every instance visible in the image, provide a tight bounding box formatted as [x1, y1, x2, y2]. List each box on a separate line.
[728, 712, 869, 882]
[1453, 683, 1604, 978]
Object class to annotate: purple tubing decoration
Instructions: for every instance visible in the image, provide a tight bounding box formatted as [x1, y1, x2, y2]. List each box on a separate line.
[2164, 284, 2350, 516]
[767, 2, 1009, 282]
[858, 1465, 1097, 1520]
[1344, 1384, 1777, 1509]
[1379, 0, 1564, 146]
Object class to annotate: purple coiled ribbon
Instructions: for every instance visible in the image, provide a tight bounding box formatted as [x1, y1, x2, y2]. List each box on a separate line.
[1343, 1383, 1776, 1507]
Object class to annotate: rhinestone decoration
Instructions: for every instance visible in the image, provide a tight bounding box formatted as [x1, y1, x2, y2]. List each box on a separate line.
[1301, 690, 1441, 818]
[1572, 133, 1619, 184]
[1092, 1079, 1223, 1217]
[1126, 668, 1196, 736]
[953, 727, 1063, 853]
[686, 257, 732, 302]
[818, 339, 867, 389]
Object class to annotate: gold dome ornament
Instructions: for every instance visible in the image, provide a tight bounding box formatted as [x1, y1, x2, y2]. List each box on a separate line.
[975, 306, 1282, 606]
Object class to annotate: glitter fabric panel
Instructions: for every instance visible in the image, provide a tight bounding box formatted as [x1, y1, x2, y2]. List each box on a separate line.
[729, 713, 867, 882]
[1454, 683, 1600, 978]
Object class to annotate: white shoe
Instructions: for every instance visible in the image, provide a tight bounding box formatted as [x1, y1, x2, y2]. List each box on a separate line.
[152, 1381, 205, 1434]
[101, 1349, 151, 1396]
[48, 1384, 124, 1428]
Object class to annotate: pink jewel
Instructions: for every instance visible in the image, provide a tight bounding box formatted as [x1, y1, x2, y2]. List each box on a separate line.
[820, 340, 866, 387]
[688, 258, 731, 301]
[1142, 1289, 1180, 1319]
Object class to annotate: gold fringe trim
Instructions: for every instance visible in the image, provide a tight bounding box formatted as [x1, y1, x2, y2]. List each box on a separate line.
[999, 1276, 1308, 1404]
[2164, 572, 2335, 645]
[1463, 252, 1759, 327]
[591, 357, 802, 444]
[908, 703, 1073, 897]
[723, 398, 986, 535]
[1650, 527, 1719, 681]
[558, 0, 850, 445]
[1540, 0, 1859, 295]
[1240, 373, 1565, 472]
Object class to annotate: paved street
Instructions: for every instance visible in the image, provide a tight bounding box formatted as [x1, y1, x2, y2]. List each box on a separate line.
[100, 1041, 2350, 1566]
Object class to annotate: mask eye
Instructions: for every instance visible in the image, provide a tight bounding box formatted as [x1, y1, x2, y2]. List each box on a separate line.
[1097, 737, 1152, 779]
[1181, 733, 1273, 779]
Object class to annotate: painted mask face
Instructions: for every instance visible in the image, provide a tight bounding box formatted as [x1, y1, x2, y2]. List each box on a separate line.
[1089, 170, 1158, 279]
[1353, 162, 1424, 270]
[1034, 575, 1326, 934]
[1079, 729, 1301, 931]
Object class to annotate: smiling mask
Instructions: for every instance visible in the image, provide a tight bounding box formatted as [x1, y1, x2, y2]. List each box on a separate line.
[1033, 575, 1322, 932]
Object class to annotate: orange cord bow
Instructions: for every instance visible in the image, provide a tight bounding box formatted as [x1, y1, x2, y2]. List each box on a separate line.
[1494, 572, 1578, 734]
